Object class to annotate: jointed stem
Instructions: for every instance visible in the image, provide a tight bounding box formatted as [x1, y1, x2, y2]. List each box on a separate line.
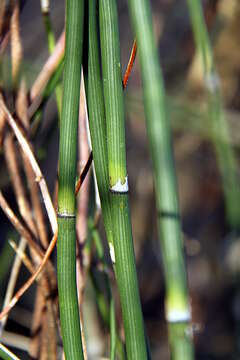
[99, 0, 147, 358]
[127, 0, 194, 358]
[57, 0, 84, 358]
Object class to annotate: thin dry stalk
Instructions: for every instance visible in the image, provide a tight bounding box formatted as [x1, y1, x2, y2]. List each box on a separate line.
[23, 157, 49, 248]
[76, 76, 91, 360]
[0, 103, 6, 147]
[30, 31, 65, 102]
[75, 152, 93, 196]
[17, 79, 49, 248]
[16, 79, 28, 129]
[0, 191, 44, 258]
[0, 131, 93, 330]
[39, 308, 49, 360]
[123, 39, 137, 88]
[4, 132, 38, 237]
[0, 0, 6, 35]
[14, 79, 58, 359]
[0, 237, 27, 336]
[1, 330, 30, 352]
[9, 239, 35, 274]
[39, 300, 57, 360]
[29, 286, 45, 359]
[10, 0, 22, 85]
[0, 231, 58, 322]
[0, 95, 57, 234]
[40, 311, 48, 360]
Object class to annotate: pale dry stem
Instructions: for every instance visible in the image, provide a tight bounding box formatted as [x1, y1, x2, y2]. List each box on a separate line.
[30, 31, 65, 102]
[4, 133, 38, 237]
[0, 0, 6, 35]
[17, 79, 49, 248]
[0, 191, 45, 258]
[10, 0, 22, 85]
[9, 239, 35, 274]
[0, 95, 58, 234]
[76, 74, 91, 360]
[0, 237, 27, 336]
[0, 231, 58, 322]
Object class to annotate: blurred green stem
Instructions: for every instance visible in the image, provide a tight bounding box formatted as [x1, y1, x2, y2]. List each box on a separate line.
[127, 0, 194, 358]
[187, 0, 240, 228]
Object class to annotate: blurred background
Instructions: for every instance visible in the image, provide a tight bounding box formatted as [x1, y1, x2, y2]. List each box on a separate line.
[1, 0, 240, 359]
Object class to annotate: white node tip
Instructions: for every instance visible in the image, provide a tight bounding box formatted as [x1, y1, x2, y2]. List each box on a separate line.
[110, 176, 129, 193]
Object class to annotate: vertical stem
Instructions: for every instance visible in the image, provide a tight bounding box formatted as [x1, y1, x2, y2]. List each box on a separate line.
[84, 0, 113, 247]
[99, 1, 147, 359]
[127, 0, 194, 359]
[83, 2, 117, 358]
[187, 0, 240, 228]
[57, 0, 84, 358]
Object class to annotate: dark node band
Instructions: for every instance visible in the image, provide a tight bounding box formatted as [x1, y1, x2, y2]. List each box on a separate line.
[158, 210, 180, 220]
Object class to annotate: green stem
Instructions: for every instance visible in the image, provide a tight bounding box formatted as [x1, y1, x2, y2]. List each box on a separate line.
[42, 10, 62, 117]
[57, 0, 84, 358]
[187, 0, 240, 228]
[83, 0, 113, 246]
[127, 0, 194, 358]
[83, 3, 117, 357]
[90, 224, 118, 360]
[99, 0, 147, 358]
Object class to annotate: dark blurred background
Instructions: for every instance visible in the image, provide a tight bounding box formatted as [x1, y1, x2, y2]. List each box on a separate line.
[1, 0, 240, 359]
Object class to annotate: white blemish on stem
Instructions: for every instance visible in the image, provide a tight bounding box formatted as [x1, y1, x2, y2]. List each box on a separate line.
[40, 0, 49, 13]
[109, 243, 115, 264]
[110, 176, 129, 193]
[166, 308, 191, 323]
[205, 71, 220, 93]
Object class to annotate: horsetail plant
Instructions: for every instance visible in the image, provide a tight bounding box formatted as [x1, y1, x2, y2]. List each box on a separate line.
[83, 0, 114, 251]
[127, 0, 194, 358]
[83, 5, 117, 355]
[57, 0, 84, 358]
[187, 0, 240, 229]
[83, 1, 148, 357]
[99, 0, 148, 358]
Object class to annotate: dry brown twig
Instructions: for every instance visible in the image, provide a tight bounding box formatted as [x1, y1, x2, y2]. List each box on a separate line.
[0, 152, 94, 322]
[0, 231, 58, 322]
[10, 0, 22, 85]
[123, 39, 137, 88]
[0, 237, 28, 336]
[0, 95, 58, 234]
[76, 73, 92, 360]
[9, 239, 35, 274]
[4, 133, 38, 237]
[17, 78, 49, 248]
[0, 191, 45, 258]
[0, 0, 6, 36]
[30, 31, 65, 102]
[29, 286, 45, 358]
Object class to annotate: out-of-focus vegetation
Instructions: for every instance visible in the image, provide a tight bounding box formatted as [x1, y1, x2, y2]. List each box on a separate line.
[0, 0, 240, 359]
